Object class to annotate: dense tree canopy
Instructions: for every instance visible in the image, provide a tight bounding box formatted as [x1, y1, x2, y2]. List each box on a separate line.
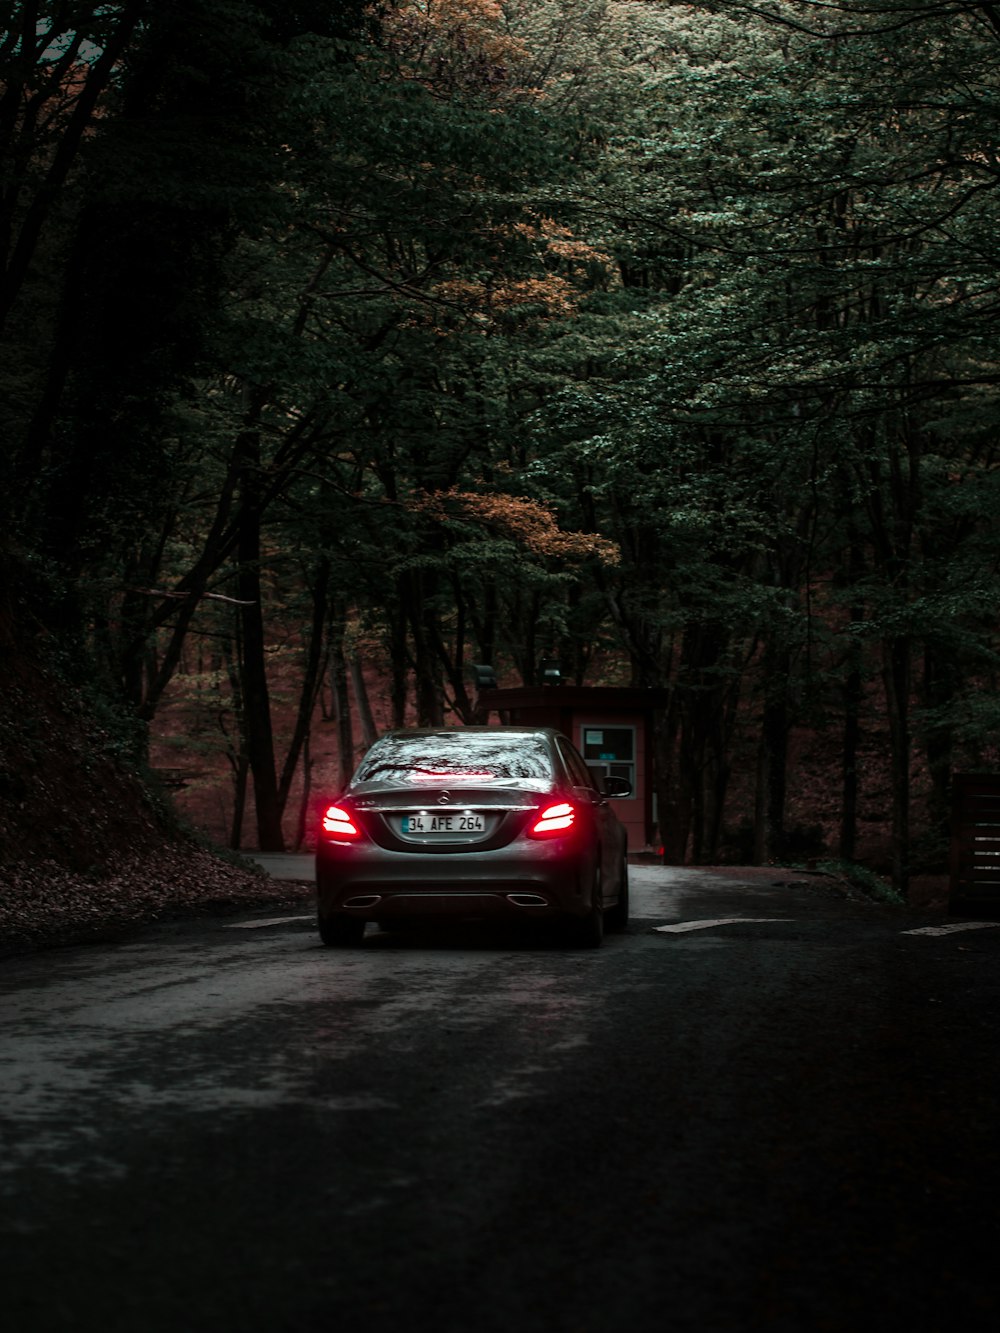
[3, 0, 1000, 892]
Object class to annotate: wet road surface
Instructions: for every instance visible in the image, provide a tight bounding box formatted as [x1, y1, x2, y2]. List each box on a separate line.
[2, 867, 1000, 1332]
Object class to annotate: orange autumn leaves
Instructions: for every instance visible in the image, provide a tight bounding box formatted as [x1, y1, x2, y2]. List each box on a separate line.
[434, 217, 613, 322]
[381, 3, 613, 325]
[382, 0, 530, 99]
[414, 488, 621, 565]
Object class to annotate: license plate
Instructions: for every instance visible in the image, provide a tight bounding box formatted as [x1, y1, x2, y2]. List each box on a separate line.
[403, 813, 486, 834]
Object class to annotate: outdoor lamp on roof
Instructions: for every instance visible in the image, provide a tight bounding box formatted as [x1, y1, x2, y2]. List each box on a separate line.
[539, 658, 562, 684]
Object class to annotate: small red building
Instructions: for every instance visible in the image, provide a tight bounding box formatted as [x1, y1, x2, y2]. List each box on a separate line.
[477, 685, 667, 854]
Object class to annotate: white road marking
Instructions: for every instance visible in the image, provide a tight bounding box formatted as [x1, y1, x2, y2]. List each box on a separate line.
[902, 921, 1000, 937]
[225, 915, 312, 930]
[224, 913, 1000, 939]
[654, 917, 789, 934]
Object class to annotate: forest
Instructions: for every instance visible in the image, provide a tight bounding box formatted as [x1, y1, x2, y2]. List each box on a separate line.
[3, 0, 1000, 903]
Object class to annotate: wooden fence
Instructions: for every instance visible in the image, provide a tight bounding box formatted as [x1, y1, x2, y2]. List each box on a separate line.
[950, 773, 1000, 915]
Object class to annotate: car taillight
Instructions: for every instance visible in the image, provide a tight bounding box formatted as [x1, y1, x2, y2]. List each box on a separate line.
[321, 805, 361, 841]
[529, 802, 576, 838]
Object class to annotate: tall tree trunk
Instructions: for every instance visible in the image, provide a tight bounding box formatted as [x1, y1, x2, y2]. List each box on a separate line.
[330, 604, 355, 789]
[0, 2, 146, 331]
[754, 654, 791, 864]
[229, 753, 249, 852]
[349, 650, 379, 750]
[389, 607, 408, 730]
[293, 733, 313, 853]
[277, 558, 330, 815]
[224, 632, 249, 850]
[883, 635, 911, 899]
[839, 536, 866, 863]
[839, 658, 862, 863]
[655, 697, 688, 863]
[236, 420, 284, 851]
[429, 593, 476, 723]
[406, 572, 444, 726]
[703, 711, 733, 864]
[138, 445, 243, 721]
[677, 621, 732, 864]
[922, 644, 957, 862]
[688, 730, 708, 865]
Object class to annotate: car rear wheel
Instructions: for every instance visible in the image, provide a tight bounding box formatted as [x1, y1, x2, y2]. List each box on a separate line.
[565, 868, 604, 948]
[318, 911, 366, 947]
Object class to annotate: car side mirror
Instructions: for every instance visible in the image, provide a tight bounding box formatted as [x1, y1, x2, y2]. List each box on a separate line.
[603, 775, 632, 799]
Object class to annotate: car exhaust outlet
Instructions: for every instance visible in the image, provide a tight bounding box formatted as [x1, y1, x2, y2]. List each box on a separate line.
[343, 895, 382, 908]
[506, 893, 548, 908]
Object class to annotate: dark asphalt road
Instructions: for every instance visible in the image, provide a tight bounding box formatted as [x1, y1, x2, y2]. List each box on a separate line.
[2, 868, 1000, 1332]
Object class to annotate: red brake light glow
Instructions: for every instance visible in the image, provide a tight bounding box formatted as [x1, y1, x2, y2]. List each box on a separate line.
[321, 805, 361, 840]
[529, 801, 576, 838]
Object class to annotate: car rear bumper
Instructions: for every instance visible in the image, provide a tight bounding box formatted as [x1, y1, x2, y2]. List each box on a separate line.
[316, 837, 593, 921]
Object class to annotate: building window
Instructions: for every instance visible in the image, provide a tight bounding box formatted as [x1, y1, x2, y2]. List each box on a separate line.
[581, 726, 635, 796]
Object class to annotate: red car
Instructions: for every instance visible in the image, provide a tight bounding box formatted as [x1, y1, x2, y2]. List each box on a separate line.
[316, 726, 630, 948]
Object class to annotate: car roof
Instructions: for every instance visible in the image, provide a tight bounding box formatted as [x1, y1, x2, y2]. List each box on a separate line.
[362, 727, 576, 760]
[374, 726, 567, 743]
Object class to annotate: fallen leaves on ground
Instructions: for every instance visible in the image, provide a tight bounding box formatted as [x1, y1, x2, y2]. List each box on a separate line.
[0, 842, 312, 956]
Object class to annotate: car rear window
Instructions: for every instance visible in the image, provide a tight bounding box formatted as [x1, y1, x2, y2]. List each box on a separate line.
[353, 732, 554, 784]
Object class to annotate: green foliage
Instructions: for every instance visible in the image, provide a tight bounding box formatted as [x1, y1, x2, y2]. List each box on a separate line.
[819, 860, 905, 908]
[6, 0, 1000, 877]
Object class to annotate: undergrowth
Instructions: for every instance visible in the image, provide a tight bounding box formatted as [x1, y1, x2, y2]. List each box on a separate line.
[818, 859, 905, 906]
